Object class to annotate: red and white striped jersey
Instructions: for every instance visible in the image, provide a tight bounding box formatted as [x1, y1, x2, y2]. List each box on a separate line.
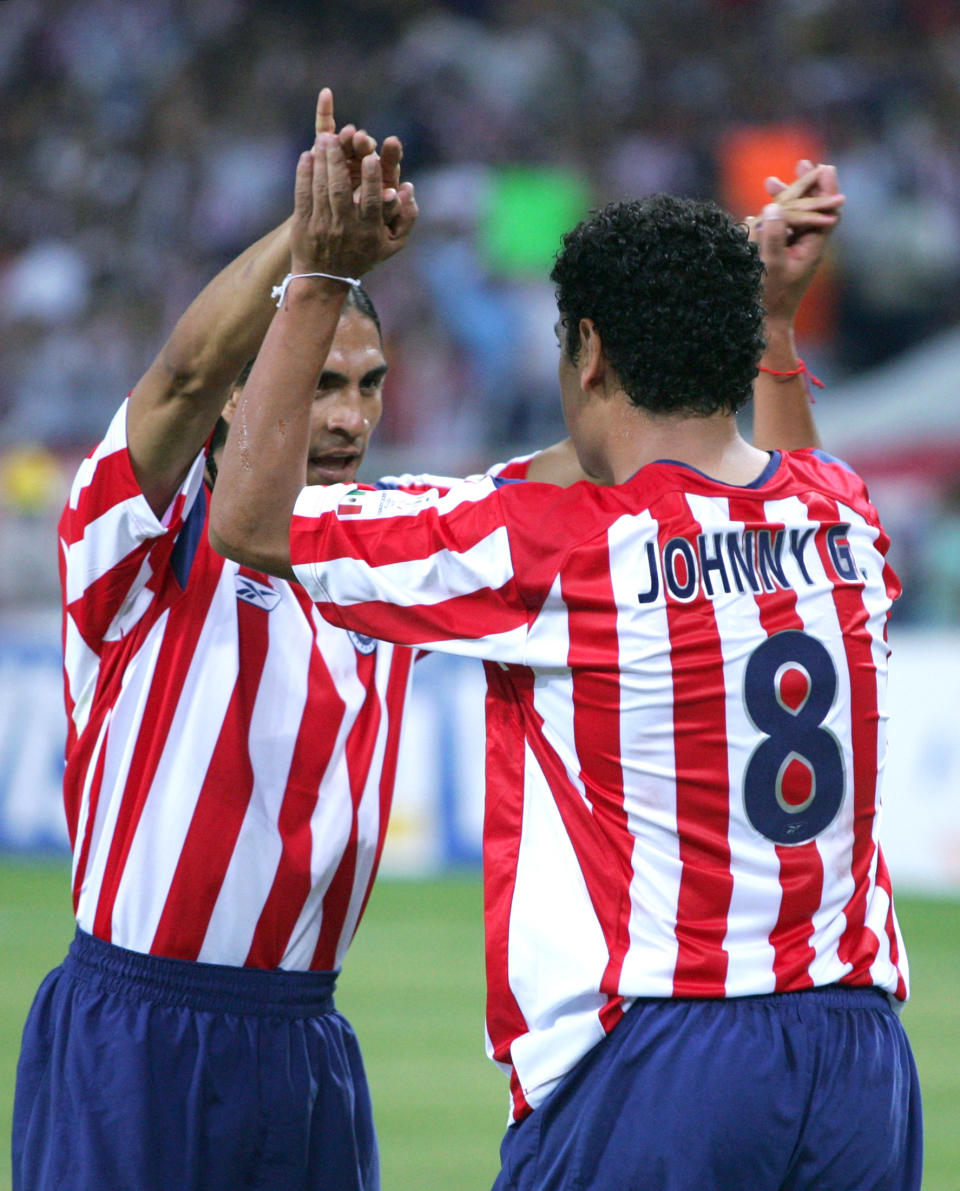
[290, 449, 908, 1119]
[58, 402, 413, 970]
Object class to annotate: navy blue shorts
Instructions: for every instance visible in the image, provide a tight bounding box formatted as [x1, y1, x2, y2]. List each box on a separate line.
[13, 928, 379, 1191]
[493, 985, 922, 1191]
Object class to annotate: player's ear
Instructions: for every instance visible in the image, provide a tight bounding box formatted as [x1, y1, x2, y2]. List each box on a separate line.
[577, 319, 607, 392]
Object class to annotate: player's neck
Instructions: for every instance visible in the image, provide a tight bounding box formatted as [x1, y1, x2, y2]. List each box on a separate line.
[606, 405, 770, 487]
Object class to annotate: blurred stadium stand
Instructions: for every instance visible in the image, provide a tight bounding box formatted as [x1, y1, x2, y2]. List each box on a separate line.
[2, 0, 959, 884]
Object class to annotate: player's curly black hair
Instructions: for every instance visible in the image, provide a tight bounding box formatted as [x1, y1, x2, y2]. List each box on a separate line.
[550, 195, 765, 416]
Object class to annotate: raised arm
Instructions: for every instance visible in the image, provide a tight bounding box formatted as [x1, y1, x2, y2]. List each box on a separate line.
[750, 162, 844, 451]
[126, 217, 293, 516]
[209, 128, 417, 576]
[127, 88, 382, 517]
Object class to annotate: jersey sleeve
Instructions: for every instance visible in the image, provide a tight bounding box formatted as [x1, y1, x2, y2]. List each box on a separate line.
[289, 476, 538, 663]
[59, 399, 207, 655]
[374, 451, 534, 495]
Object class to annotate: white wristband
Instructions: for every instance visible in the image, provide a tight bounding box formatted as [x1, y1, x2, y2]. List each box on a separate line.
[271, 271, 360, 307]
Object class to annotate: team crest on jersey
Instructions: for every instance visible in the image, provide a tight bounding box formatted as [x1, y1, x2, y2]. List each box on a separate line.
[235, 574, 282, 611]
[347, 629, 378, 655]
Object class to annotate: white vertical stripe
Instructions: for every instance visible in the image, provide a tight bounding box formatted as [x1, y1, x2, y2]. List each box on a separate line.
[528, 576, 587, 806]
[605, 511, 683, 996]
[865, 878, 895, 991]
[63, 607, 101, 737]
[508, 746, 609, 1097]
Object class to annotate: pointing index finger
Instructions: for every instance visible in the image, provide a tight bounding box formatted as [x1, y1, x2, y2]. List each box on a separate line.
[315, 87, 335, 136]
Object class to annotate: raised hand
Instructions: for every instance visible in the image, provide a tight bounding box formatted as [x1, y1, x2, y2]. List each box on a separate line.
[748, 161, 845, 323]
[291, 133, 417, 281]
[762, 161, 844, 235]
[314, 87, 378, 195]
[313, 87, 411, 231]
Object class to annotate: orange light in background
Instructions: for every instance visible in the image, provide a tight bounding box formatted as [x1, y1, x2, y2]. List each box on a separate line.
[718, 123, 836, 349]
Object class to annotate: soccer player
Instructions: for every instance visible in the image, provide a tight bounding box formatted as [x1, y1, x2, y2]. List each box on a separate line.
[11, 93, 419, 1191]
[210, 134, 922, 1190]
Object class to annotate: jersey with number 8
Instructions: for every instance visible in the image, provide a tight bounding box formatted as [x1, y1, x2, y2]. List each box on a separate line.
[289, 447, 906, 1123]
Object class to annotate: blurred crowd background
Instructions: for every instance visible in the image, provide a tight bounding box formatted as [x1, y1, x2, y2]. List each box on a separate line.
[2, 0, 960, 620]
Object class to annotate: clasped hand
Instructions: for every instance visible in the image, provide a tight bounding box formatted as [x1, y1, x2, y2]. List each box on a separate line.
[748, 160, 845, 323]
[290, 87, 418, 284]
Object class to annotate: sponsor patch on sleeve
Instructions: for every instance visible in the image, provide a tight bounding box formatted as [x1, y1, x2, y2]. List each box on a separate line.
[336, 488, 371, 518]
[335, 486, 434, 520]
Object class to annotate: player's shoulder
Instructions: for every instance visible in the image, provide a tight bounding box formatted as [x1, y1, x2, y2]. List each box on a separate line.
[779, 447, 872, 502]
[785, 446, 858, 475]
[495, 472, 624, 550]
[484, 452, 536, 481]
[60, 401, 144, 535]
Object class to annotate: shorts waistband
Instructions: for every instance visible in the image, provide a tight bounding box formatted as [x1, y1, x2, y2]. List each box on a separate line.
[65, 927, 338, 1018]
[634, 982, 894, 1012]
[772, 982, 894, 1010]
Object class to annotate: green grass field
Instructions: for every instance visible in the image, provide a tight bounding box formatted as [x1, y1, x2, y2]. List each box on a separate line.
[2, 859, 958, 1190]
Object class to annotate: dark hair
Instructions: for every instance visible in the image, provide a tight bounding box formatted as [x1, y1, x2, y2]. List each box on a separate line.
[343, 281, 382, 341]
[207, 282, 383, 469]
[550, 195, 765, 416]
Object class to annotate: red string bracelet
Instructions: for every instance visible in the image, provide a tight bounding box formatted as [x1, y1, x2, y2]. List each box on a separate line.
[757, 358, 824, 401]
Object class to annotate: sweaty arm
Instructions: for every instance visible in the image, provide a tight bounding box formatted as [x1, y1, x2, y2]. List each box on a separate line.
[126, 217, 293, 517]
[209, 126, 417, 577]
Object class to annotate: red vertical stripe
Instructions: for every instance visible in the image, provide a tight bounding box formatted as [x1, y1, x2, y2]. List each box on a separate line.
[875, 847, 907, 1000]
[57, 537, 75, 739]
[150, 574, 272, 959]
[499, 671, 630, 1028]
[91, 554, 224, 941]
[665, 504, 732, 997]
[351, 646, 415, 941]
[70, 723, 109, 913]
[481, 661, 532, 1123]
[562, 536, 633, 1021]
[767, 841, 821, 990]
[312, 649, 382, 970]
[728, 496, 821, 993]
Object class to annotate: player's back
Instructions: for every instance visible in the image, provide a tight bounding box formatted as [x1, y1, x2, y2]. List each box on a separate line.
[502, 448, 904, 994]
[284, 445, 908, 1116]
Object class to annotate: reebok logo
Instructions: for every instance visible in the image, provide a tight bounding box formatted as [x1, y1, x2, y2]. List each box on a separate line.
[235, 574, 282, 612]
